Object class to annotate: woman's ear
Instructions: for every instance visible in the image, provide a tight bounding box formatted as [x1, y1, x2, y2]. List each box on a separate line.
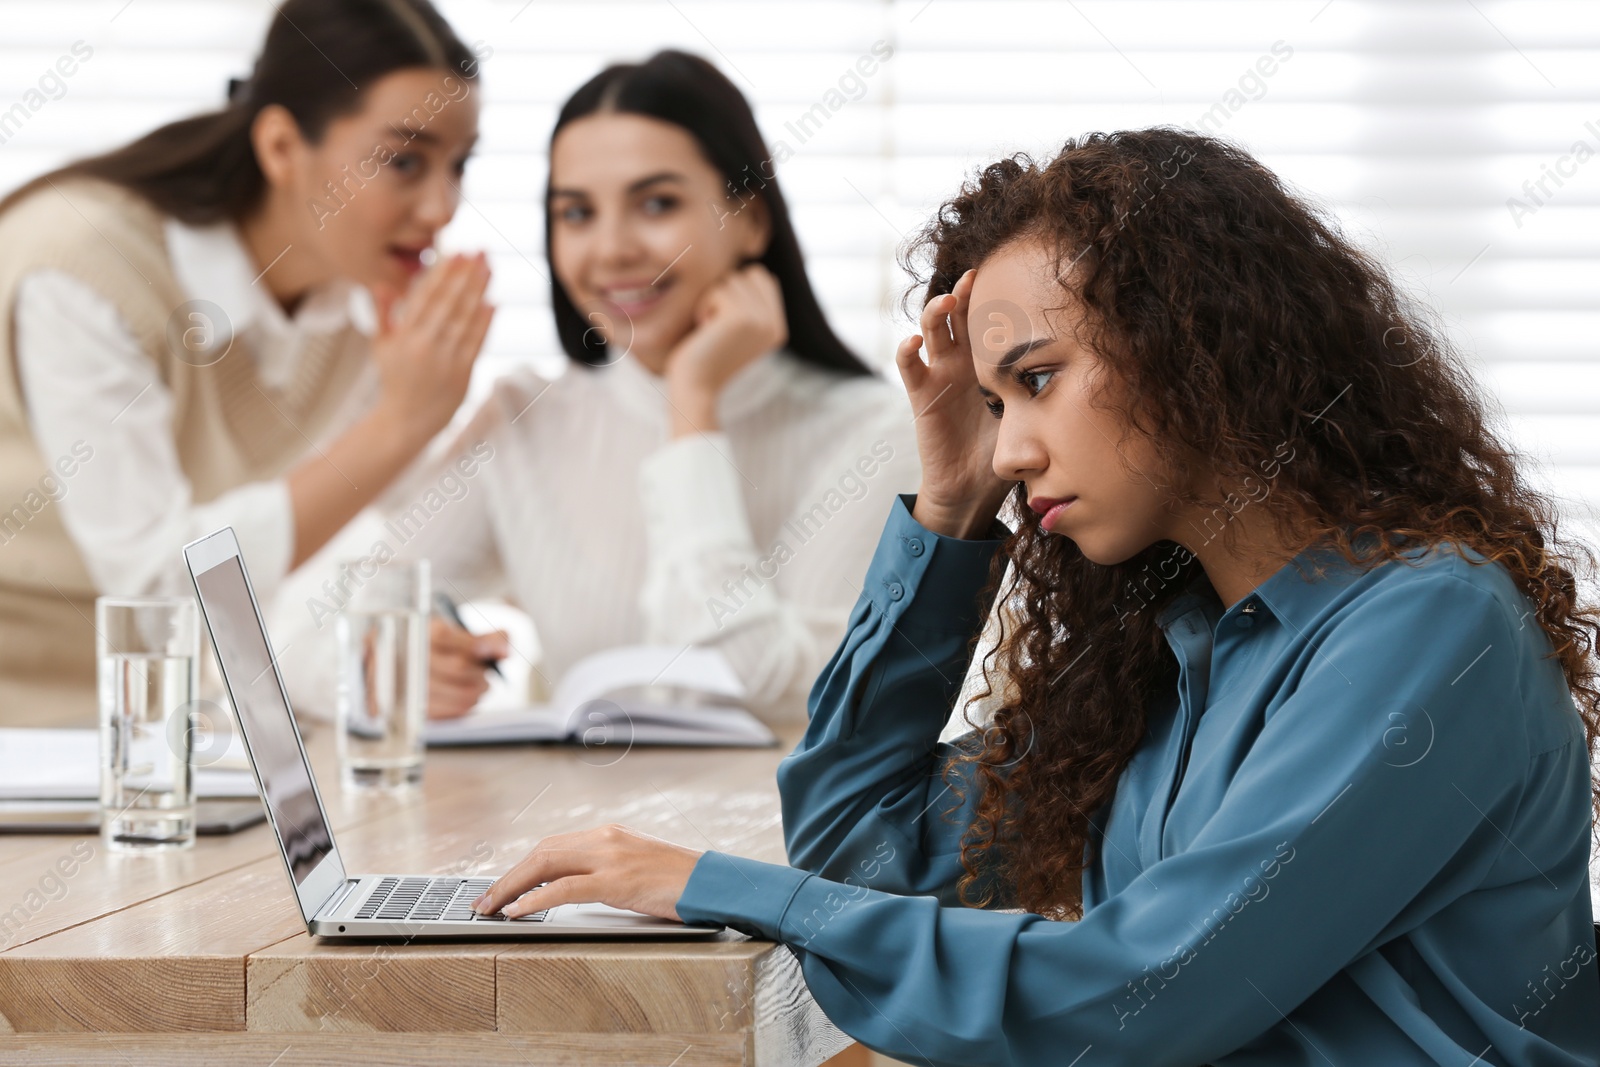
[734, 192, 773, 260]
[250, 104, 306, 190]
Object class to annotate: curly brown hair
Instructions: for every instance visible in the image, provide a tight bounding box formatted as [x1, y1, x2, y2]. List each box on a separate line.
[901, 127, 1600, 920]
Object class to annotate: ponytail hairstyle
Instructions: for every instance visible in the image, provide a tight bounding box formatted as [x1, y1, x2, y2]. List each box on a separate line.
[547, 49, 871, 376]
[0, 0, 480, 222]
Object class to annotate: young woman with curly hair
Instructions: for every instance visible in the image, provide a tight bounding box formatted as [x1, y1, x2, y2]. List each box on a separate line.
[474, 128, 1600, 1067]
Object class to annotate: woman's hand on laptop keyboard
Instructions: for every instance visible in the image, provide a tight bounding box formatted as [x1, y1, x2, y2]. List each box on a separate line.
[470, 823, 704, 921]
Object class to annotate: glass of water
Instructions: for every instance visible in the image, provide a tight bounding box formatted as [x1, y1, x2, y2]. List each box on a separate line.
[97, 596, 199, 851]
[335, 559, 429, 790]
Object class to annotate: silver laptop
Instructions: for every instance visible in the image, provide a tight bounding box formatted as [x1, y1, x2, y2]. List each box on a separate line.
[183, 527, 717, 940]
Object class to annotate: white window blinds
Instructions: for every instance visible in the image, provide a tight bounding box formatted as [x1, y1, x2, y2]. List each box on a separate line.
[2, 0, 1595, 542]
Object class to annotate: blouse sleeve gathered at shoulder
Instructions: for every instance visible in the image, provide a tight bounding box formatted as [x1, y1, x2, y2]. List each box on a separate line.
[13, 269, 298, 600]
[635, 371, 923, 718]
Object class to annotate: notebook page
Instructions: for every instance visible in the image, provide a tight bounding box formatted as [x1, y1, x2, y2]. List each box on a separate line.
[554, 645, 745, 712]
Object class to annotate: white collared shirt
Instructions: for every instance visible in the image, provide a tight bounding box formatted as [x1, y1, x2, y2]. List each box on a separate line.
[271, 349, 926, 723]
[14, 216, 379, 603]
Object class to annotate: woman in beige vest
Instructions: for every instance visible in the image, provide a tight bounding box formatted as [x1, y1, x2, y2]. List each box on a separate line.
[0, 0, 494, 726]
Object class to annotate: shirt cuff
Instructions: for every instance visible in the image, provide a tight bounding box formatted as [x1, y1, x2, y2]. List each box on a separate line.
[675, 850, 813, 939]
[638, 431, 755, 557]
[861, 494, 1008, 631]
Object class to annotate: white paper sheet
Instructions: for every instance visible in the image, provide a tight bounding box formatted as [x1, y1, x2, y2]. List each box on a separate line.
[0, 727, 259, 800]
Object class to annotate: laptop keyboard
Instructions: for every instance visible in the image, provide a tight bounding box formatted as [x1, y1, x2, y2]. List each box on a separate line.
[353, 877, 549, 923]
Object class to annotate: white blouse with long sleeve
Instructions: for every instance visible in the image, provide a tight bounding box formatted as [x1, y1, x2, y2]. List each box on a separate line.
[277, 349, 924, 724]
[12, 217, 378, 604]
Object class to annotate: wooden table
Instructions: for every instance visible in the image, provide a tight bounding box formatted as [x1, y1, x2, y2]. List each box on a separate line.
[0, 723, 860, 1066]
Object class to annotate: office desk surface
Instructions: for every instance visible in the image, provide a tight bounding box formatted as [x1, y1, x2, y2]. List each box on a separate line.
[0, 723, 854, 1066]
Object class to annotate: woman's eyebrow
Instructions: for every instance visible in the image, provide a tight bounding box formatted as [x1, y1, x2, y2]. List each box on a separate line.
[976, 336, 1060, 397]
[997, 336, 1057, 369]
[625, 171, 687, 194]
[548, 171, 687, 201]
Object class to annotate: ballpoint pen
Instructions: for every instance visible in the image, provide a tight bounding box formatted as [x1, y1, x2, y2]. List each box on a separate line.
[432, 592, 505, 679]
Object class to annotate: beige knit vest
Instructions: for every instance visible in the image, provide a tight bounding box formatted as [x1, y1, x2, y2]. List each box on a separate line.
[0, 179, 369, 726]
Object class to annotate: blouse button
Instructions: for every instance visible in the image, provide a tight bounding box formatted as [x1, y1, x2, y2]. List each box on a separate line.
[887, 581, 905, 601]
[906, 537, 925, 557]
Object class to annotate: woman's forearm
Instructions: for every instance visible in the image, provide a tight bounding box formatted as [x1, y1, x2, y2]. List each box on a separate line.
[777, 494, 1006, 894]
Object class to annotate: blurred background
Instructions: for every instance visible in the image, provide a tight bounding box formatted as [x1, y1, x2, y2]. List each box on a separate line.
[2, 0, 1596, 547]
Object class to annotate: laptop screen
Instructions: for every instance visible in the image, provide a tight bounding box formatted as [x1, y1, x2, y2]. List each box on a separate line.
[191, 551, 336, 894]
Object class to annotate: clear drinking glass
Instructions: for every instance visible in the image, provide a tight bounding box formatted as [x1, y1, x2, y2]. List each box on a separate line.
[335, 559, 429, 790]
[97, 596, 200, 851]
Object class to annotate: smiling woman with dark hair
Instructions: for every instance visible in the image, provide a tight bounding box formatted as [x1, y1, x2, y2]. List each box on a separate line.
[472, 128, 1600, 1066]
[311, 50, 921, 723]
[545, 49, 869, 379]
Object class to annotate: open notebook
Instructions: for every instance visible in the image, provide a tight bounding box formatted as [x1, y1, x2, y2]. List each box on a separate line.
[423, 644, 778, 748]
